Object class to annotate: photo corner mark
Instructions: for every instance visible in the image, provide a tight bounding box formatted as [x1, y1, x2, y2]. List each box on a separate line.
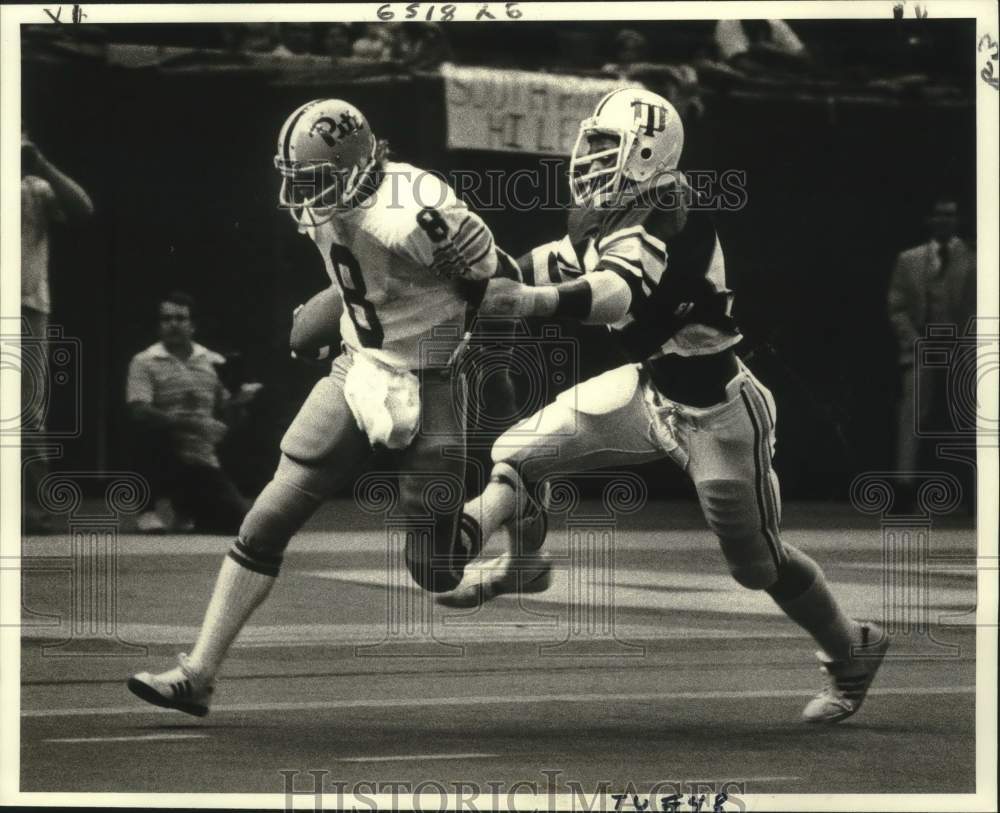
[979, 33, 999, 90]
[42, 5, 86, 24]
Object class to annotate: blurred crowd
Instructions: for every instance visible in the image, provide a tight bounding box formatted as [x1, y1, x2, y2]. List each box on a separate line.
[217, 22, 454, 68]
[24, 18, 970, 114]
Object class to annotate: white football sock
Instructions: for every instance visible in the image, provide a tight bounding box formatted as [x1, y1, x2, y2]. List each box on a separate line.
[463, 472, 518, 546]
[186, 554, 275, 680]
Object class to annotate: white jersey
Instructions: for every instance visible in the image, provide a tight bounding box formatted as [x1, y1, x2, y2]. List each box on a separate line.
[300, 161, 497, 370]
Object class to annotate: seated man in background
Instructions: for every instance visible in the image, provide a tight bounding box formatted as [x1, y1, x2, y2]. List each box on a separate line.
[126, 291, 259, 533]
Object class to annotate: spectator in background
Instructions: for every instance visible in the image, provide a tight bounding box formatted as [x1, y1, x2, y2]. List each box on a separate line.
[272, 23, 315, 57]
[614, 28, 650, 63]
[352, 23, 398, 61]
[127, 291, 259, 533]
[714, 19, 810, 73]
[397, 22, 453, 69]
[888, 197, 976, 509]
[602, 28, 650, 76]
[626, 63, 705, 125]
[320, 23, 353, 59]
[228, 23, 281, 54]
[21, 129, 93, 534]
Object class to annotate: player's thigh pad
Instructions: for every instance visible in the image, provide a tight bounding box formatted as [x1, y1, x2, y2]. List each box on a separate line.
[239, 360, 371, 562]
[688, 379, 783, 590]
[491, 364, 664, 483]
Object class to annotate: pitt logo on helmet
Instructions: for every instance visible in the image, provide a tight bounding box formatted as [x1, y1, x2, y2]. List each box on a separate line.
[311, 112, 364, 147]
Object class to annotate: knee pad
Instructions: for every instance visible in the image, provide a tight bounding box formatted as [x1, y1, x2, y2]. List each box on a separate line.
[489, 404, 570, 484]
[697, 478, 783, 591]
[236, 475, 322, 573]
[766, 544, 819, 603]
[727, 553, 779, 591]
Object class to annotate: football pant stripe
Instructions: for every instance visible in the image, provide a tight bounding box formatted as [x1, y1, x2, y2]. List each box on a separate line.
[744, 381, 781, 534]
[739, 388, 783, 569]
[744, 383, 782, 560]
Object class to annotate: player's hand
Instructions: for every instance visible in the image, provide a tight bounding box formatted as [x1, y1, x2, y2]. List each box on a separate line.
[479, 278, 556, 318]
[478, 278, 523, 316]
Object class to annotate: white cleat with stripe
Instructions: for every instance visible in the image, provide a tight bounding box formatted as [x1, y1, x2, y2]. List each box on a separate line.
[436, 552, 553, 609]
[802, 622, 889, 723]
[127, 653, 214, 718]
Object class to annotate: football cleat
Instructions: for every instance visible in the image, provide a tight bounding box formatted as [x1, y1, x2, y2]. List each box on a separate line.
[801, 623, 889, 723]
[436, 551, 553, 609]
[127, 653, 214, 718]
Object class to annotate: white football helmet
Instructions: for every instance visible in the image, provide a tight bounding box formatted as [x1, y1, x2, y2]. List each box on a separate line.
[274, 99, 378, 225]
[569, 87, 684, 206]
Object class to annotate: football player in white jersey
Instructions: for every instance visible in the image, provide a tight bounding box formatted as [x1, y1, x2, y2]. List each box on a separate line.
[127, 99, 503, 716]
[442, 88, 889, 724]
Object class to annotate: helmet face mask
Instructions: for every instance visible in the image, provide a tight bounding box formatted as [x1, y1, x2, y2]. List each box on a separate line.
[275, 159, 350, 211]
[569, 87, 683, 207]
[274, 99, 377, 226]
[570, 128, 631, 205]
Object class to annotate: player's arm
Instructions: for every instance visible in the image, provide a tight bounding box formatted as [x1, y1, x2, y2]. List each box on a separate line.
[404, 194, 499, 282]
[509, 233, 592, 286]
[289, 284, 344, 360]
[479, 271, 632, 325]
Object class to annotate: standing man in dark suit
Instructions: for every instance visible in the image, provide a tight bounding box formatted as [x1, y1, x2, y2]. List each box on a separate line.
[888, 197, 976, 505]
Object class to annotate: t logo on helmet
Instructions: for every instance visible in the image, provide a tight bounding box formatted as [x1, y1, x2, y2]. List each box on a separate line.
[631, 100, 667, 137]
[311, 112, 364, 147]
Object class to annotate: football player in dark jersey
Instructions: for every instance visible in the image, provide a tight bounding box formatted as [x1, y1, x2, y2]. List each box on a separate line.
[442, 88, 889, 724]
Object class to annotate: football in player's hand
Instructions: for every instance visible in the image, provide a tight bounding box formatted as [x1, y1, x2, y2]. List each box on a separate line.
[290, 286, 342, 359]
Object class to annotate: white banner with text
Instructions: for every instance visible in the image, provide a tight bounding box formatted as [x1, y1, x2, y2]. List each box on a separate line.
[441, 63, 629, 156]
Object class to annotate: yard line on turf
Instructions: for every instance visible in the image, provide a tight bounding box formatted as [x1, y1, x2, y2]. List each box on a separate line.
[336, 753, 497, 763]
[45, 733, 209, 743]
[20, 623, 807, 647]
[15, 528, 977, 557]
[22, 685, 975, 718]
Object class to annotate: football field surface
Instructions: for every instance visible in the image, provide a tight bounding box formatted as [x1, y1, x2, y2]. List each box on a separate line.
[19, 501, 979, 799]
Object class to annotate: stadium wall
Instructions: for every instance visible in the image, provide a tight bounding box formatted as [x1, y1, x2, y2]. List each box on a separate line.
[21, 59, 976, 499]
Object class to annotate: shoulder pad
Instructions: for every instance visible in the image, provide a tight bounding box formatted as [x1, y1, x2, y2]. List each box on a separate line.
[598, 174, 691, 243]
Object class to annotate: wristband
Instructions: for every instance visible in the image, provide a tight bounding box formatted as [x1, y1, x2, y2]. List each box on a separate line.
[552, 279, 593, 320]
